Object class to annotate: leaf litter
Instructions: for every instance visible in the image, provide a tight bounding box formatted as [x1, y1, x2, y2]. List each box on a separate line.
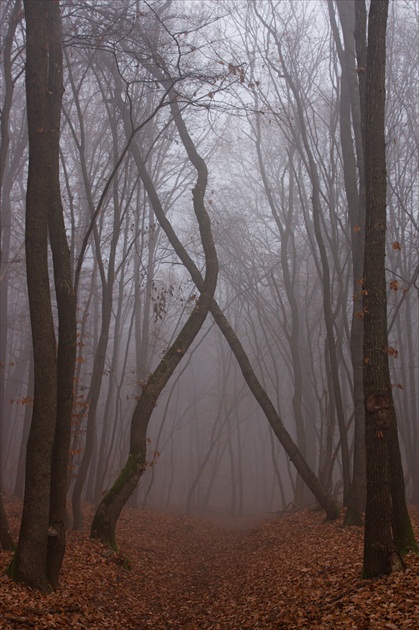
[1, 501, 418, 628]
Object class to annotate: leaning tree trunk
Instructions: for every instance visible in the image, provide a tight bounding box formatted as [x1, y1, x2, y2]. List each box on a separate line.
[71, 292, 112, 529]
[128, 119, 339, 523]
[254, 122, 308, 507]
[9, 0, 58, 593]
[90, 96, 219, 549]
[111, 52, 340, 523]
[257, 4, 352, 506]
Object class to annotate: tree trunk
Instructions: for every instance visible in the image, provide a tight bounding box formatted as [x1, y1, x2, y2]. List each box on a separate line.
[71, 290, 112, 529]
[9, 0, 57, 593]
[251, 4, 347, 515]
[46, 0, 77, 588]
[91, 95, 219, 549]
[254, 125, 308, 507]
[330, 0, 367, 526]
[0, 0, 23, 552]
[363, 398, 399, 577]
[133, 123, 340, 523]
[0, 489, 13, 550]
[362, 0, 411, 578]
[70, 71, 128, 527]
[13, 350, 33, 499]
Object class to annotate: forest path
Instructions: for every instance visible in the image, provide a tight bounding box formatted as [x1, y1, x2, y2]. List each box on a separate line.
[1, 502, 419, 628]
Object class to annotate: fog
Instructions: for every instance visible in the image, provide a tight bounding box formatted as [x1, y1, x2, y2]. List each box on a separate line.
[1, 0, 417, 535]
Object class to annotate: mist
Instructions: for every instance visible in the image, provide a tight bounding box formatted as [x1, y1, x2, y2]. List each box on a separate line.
[1, 0, 418, 601]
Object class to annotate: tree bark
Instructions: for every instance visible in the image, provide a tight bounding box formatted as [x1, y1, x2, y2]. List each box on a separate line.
[46, 0, 77, 589]
[9, 0, 58, 593]
[129, 120, 340, 523]
[362, 0, 411, 578]
[91, 94, 219, 549]
[0, 0, 23, 552]
[329, 0, 367, 525]
[253, 3, 352, 507]
[0, 490, 13, 550]
[253, 123, 308, 507]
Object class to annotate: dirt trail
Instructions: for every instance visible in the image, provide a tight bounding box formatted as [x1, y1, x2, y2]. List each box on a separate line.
[1, 503, 419, 628]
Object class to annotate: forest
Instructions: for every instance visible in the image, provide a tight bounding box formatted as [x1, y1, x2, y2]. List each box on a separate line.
[0, 0, 418, 626]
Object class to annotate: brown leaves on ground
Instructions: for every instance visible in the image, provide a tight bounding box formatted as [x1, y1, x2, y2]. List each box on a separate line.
[1, 502, 419, 629]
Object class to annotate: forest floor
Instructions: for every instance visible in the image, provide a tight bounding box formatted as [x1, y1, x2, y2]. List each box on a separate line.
[1, 500, 419, 629]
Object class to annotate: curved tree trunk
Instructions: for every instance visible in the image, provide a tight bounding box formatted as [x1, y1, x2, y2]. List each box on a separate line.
[109, 48, 340, 522]
[91, 95, 219, 549]
[254, 4, 351, 507]
[131, 118, 340, 523]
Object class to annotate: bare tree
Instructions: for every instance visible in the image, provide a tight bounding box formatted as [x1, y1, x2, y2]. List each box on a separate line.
[132, 109, 340, 521]
[328, 0, 366, 526]
[46, 1, 77, 586]
[91, 87, 219, 549]
[0, 0, 23, 551]
[9, 0, 60, 592]
[361, 0, 415, 578]
[7, 0, 76, 591]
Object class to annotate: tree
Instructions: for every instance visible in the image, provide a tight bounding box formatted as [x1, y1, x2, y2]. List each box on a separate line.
[0, 0, 24, 552]
[241, 0, 351, 507]
[62, 36, 176, 527]
[8, 0, 76, 591]
[8, 0, 58, 592]
[128, 108, 340, 522]
[88, 2, 338, 538]
[91, 85, 219, 549]
[45, 0, 77, 587]
[0, 489, 13, 550]
[362, 0, 416, 578]
[328, 0, 367, 526]
[4, 0, 416, 577]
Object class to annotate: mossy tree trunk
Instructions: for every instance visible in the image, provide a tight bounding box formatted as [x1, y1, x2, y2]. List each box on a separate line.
[91, 90, 219, 549]
[127, 115, 340, 523]
[131, 45, 341, 523]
